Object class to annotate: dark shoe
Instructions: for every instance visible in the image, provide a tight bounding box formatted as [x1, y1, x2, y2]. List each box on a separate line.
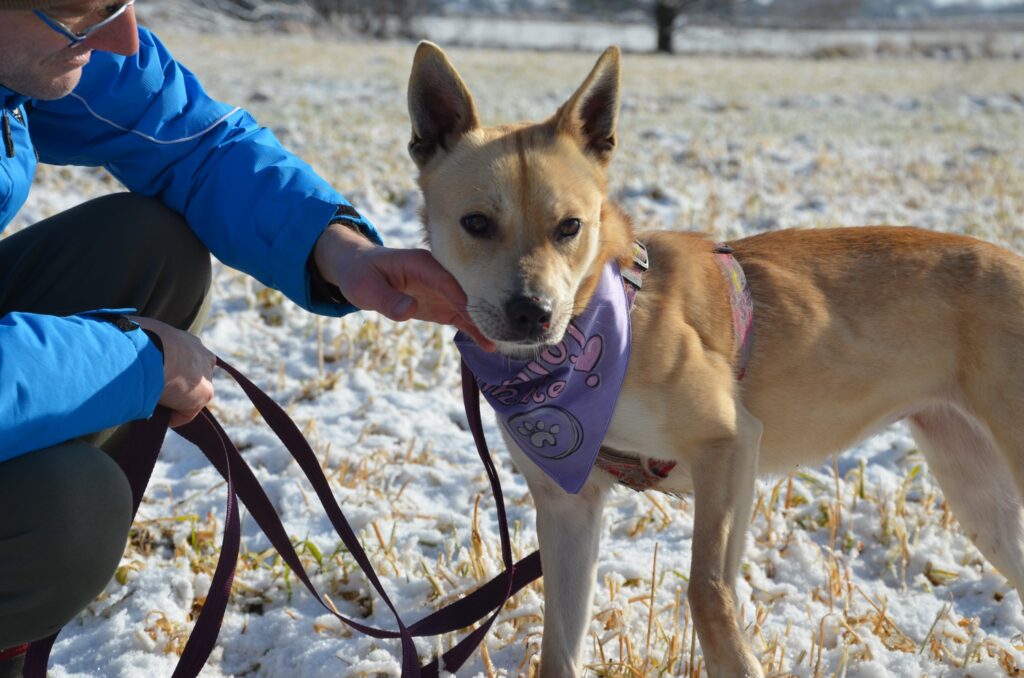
[0, 644, 27, 678]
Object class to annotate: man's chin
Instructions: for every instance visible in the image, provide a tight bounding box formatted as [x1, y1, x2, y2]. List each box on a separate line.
[34, 69, 83, 100]
[28, 54, 88, 100]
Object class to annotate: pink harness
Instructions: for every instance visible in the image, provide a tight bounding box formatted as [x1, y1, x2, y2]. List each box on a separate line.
[594, 242, 755, 491]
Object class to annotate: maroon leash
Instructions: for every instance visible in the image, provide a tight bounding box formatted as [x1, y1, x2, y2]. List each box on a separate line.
[25, 357, 542, 677]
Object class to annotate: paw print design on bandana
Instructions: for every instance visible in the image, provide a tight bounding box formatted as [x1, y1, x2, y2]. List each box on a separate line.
[508, 406, 583, 460]
[517, 420, 560, 448]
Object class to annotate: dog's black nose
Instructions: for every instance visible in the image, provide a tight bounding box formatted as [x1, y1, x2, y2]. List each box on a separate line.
[505, 295, 553, 339]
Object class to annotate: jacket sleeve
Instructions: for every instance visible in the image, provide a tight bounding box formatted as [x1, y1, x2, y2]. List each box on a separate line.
[26, 27, 381, 317]
[0, 311, 164, 462]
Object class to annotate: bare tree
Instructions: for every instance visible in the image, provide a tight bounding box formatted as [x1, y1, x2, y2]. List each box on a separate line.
[655, 0, 680, 53]
[655, 0, 736, 53]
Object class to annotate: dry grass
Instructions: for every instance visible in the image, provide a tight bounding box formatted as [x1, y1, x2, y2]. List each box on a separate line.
[27, 28, 1024, 677]
[114, 295, 1024, 675]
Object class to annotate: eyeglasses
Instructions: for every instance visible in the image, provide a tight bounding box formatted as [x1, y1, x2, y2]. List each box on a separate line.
[34, 0, 136, 47]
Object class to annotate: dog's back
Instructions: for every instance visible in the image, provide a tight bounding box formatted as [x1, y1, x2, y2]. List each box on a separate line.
[741, 227, 1023, 464]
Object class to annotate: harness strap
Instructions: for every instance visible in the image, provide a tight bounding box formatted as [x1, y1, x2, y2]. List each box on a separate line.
[713, 244, 755, 381]
[620, 240, 649, 306]
[621, 240, 754, 380]
[594, 240, 756, 492]
[26, 357, 542, 678]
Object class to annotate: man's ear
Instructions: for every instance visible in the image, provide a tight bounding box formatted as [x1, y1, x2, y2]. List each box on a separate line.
[551, 46, 621, 165]
[407, 41, 481, 168]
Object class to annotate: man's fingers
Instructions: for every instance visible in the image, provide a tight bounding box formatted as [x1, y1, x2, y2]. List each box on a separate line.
[343, 256, 422, 321]
[168, 379, 214, 428]
[196, 379, 215, 408]
[136, 315, 219, 427]
[404, 251, 469, 307]
[164, 377, 214, 425]
[336, 247, 491, 345]
[454, 319, 496, 352]
[169, 407, 202, 428]
[430, 269, 469, 307]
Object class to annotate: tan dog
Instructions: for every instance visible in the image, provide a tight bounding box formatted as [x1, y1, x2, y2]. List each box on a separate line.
[407, 41, 1024, 677]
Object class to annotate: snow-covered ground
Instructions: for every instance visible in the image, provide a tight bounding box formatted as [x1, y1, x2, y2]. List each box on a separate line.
[12, 21, 1024, 678]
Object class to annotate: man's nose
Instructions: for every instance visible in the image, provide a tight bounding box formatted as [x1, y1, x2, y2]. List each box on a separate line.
[83, 7, 139, 57]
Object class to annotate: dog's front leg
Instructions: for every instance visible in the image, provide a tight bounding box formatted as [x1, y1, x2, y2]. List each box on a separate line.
[505, 441, 609, 677]
[687, 405, 763, 678]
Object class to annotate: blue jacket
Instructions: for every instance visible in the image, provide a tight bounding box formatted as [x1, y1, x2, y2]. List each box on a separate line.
[0, 28, 381, 461]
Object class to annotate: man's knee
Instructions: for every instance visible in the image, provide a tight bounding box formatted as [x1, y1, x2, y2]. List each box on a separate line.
[0, 192, 213, 332]
[95, 193, 212, 329]
[99, 194, 208, 268]
[0, 444, 133, 646]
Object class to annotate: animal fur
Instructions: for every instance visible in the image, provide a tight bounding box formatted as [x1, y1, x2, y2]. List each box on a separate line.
[407, 42, 1024, 677]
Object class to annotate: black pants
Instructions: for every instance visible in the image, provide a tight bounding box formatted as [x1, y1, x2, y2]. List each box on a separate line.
[0, 194, 211, 647]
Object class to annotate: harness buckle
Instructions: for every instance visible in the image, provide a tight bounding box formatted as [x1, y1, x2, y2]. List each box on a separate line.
[632, 241, 649, 270]
[621, 266, 644, 290]
[622, 241, 648, 291]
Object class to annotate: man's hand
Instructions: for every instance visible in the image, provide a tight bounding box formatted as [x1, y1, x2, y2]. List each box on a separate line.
[314, 223, 496, 351]
[129, 316, 217, 428]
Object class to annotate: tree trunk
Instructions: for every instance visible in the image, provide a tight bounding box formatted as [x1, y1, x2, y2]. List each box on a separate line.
[655, 1, 678, 53]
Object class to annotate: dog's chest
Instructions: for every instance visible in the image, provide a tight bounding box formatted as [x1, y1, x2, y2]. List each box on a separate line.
[600, 398, 696, 495]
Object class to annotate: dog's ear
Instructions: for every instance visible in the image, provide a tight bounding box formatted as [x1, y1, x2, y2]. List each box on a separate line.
[552, 46, 621, 165]
[407, 41, 481, 168]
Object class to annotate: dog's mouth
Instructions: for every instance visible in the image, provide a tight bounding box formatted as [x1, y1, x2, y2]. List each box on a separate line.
[467, 298, 572, 356]
[493, 331, 567, 358]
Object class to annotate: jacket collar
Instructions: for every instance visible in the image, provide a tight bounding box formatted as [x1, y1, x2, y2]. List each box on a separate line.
[0, 84, 31, 111]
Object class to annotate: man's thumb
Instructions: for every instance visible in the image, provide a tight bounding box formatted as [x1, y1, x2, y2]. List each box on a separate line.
[384, 292, 416, 321]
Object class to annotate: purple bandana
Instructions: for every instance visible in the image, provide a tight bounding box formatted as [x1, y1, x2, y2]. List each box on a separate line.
[455, 262, 631, 494]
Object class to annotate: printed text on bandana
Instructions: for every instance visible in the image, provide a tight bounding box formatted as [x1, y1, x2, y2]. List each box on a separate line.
[477, 322, 606, 461]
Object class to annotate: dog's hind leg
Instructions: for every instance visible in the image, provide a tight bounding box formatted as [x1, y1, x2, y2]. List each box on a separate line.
[687, 404, 764, 678]
[909, 404, 1024, 601]
[506, 440, 610, 678]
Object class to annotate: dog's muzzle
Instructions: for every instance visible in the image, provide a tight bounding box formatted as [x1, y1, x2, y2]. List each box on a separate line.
[504, 295, 553, 342]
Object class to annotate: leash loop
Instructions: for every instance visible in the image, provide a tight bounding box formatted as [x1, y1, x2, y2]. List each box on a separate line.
[25, 356, 542, 677]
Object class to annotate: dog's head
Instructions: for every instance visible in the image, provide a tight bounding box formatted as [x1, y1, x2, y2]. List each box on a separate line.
[407, 42, 632, 356]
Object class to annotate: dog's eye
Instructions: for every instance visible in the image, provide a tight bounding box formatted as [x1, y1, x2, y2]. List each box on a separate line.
[558, 218, 582, 240]
[460, 213, 492, 237]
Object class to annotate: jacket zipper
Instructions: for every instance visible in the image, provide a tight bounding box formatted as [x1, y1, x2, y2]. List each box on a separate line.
[2, 109, 13, 158]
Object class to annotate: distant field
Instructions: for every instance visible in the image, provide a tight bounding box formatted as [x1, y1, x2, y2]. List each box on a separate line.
[155, 31, 1024, 251]
[25, 28, 1024, 677]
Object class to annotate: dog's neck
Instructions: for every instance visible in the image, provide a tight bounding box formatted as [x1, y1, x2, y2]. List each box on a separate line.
[571, 200, 635, 316]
